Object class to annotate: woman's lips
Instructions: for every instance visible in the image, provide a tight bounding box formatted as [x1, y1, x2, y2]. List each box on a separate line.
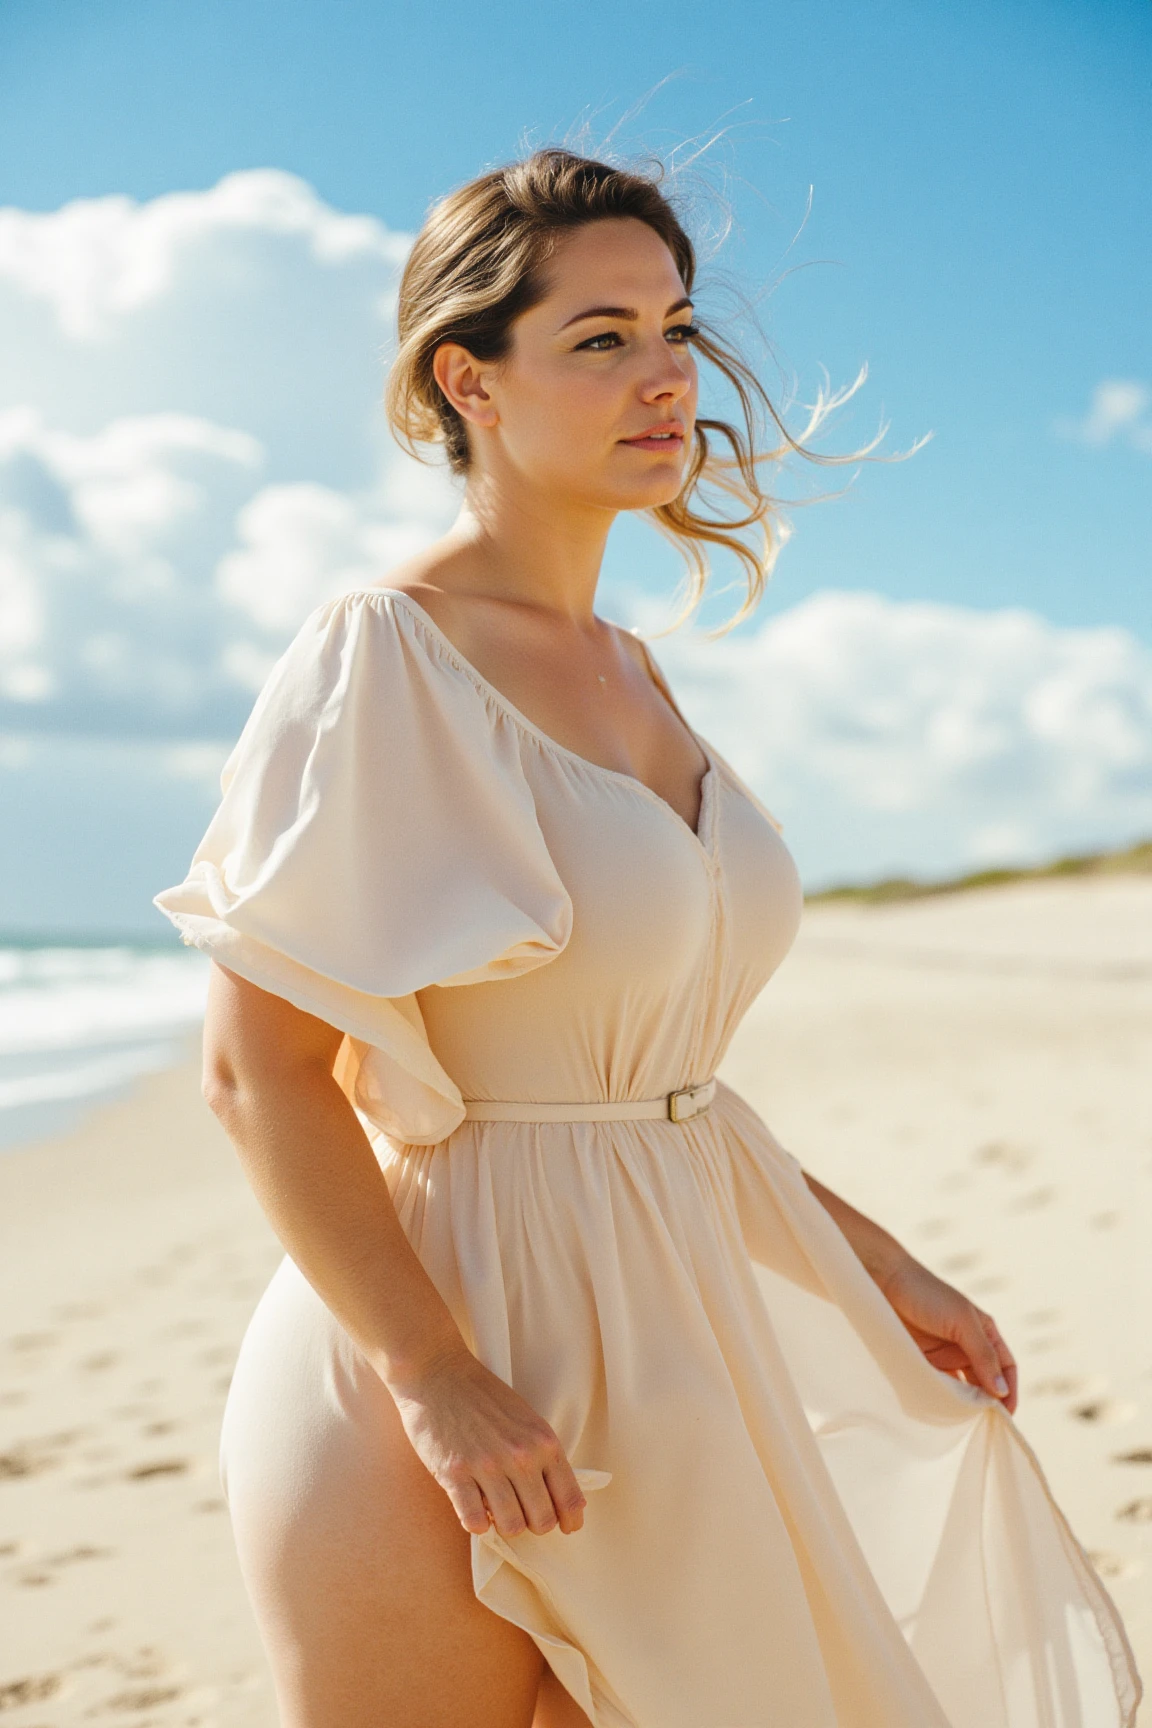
[619, 429, 686, 453]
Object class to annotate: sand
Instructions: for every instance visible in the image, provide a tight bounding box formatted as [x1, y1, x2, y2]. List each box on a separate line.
[1, 875, 1149, 1724]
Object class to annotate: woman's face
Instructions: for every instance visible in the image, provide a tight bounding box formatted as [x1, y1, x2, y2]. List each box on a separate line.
[449, 217, 699, 512]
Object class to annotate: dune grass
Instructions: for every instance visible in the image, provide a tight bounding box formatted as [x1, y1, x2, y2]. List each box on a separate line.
[806, 836, 1152, 906]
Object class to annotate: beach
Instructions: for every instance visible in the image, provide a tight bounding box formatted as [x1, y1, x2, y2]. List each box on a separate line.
[1, 874, 1149, 1723]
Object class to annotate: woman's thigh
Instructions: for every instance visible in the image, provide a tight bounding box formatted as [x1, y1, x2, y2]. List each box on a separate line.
[220, 1260, 588, 1728]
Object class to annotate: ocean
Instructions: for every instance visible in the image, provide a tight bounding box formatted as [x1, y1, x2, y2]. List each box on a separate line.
[0, 940, 210, 1153]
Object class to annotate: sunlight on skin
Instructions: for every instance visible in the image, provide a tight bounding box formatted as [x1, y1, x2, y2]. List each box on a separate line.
[428, 215, 699, 621]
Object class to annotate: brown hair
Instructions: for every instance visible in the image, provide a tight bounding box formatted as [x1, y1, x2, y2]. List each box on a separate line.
[385, 146, 894, 633]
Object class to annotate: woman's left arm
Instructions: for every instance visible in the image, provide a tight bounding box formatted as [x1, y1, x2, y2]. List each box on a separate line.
[802, 1170, 1018, 1415]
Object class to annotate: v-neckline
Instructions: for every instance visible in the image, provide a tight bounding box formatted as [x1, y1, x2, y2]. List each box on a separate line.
[363, 587, 718, 857]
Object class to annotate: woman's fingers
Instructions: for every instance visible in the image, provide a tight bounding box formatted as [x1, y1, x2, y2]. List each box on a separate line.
[485, 1443, 588, 1539]
[506, 1448, 562, 1535]
[468, 1451, 588, 1542]
[543, 1459, 588, 1535]
[445, 1471, 494, 1536]
[476, 1471, 530, 1539]
[980, 1311, 1019, 1413]
[957, 1306, 1013, 1403]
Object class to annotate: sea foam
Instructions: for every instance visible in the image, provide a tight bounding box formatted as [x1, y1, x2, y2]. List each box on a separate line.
[0, 943, 209, 1152]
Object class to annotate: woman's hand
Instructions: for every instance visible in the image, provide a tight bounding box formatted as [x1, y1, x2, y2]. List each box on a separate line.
[800, 1170, 1018, 1415]
[876, 1256, 1019, 1415]
[386, 1345, 589, 1539]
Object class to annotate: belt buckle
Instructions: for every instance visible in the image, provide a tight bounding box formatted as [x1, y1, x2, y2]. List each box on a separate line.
[668, 1084, 702, 1123]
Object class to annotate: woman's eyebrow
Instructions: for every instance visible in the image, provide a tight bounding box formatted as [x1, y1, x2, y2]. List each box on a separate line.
[558, 295, 694, 331]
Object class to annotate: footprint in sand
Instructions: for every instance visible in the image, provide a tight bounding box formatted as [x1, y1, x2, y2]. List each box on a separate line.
[1116, 1498, 1152, 1524]
[0, 1673, 63, 1709]
[126, 1459, 191, 1481]
[915, 1219, 951, 1240]
[940, 1252, 981, 1274]
[160, 1319, 206, 1339]
[1005, 1186, 1056, 1215]
[197, 1345, 237, 1368]
[0, 1429, 88, 1479]
[973, 1141, 1034, 1175]
[5, 1545, 111, 1590]
[6, 1332, 58, 1353]
[79, 1351, 120, 1373]
[135, 1267, 173, 1288]
[1070, 1399, 1138, 1426]
[1089, 1550, 1144, 1581]
[104, 1684, 184, 1710]
[1029, 1375, 1088, 1397]
[1113, 1447, 1152, 1465]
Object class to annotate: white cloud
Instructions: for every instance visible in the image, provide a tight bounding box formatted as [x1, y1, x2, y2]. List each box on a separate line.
[632, 589, 1152, 884]
[0, 170, 459, 737]
[0, 169, 407, 341]
[0, 406, 456, 733]
[160, 740, 233, 786]
[0, 170, 416, 489]
[0, 407, 271, 729]
[1055, 378, 1152, 454]
[216, 481, 442, 633]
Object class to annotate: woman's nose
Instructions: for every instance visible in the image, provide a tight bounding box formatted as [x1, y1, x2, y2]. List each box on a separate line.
[639, 349, 694, 403]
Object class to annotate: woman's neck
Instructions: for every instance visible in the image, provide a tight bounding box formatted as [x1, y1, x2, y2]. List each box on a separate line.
[437, 481, 615, 627]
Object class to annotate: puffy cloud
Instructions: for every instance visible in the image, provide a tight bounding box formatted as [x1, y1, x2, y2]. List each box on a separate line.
[0, 406, 455, 732]
[0, 171, 459, 736]
[1054, 378, 1152, 454]
[634, 590, 1152, 884]
[0, 407, 266, 731]
[0, 170, 414, 488]
[0, 170, 404, 341]
[216, 481, 443, 634]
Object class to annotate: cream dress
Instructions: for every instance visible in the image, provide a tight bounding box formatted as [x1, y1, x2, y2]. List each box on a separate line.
[154, 587, 1140, 1728]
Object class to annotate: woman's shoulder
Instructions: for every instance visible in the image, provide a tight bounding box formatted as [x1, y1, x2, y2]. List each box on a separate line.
[282, 579, 482, 698]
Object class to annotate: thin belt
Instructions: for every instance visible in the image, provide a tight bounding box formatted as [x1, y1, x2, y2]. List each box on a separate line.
[461, 1078, 717, 1125]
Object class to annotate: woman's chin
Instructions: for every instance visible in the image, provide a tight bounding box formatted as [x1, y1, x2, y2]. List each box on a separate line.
[594, 470, 688, 513]
[532, 460, 688, 514]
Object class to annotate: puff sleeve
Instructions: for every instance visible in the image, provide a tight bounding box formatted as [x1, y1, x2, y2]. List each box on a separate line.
[153, 590, 573, 1145]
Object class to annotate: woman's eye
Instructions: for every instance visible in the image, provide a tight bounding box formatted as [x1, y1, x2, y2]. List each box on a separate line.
[577, 323, 699, 353]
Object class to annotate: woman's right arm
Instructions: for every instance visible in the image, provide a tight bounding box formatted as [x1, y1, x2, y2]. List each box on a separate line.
[201, 958, 587, 1539]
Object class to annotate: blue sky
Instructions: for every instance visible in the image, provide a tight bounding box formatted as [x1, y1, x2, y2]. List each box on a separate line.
[0, 0, 1149, 931]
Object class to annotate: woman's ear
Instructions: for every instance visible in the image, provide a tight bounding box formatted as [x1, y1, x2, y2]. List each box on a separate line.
[432, 342, 500, 430]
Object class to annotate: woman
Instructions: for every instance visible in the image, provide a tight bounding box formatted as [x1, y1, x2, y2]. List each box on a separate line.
[154, 149, 1140, 1727]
